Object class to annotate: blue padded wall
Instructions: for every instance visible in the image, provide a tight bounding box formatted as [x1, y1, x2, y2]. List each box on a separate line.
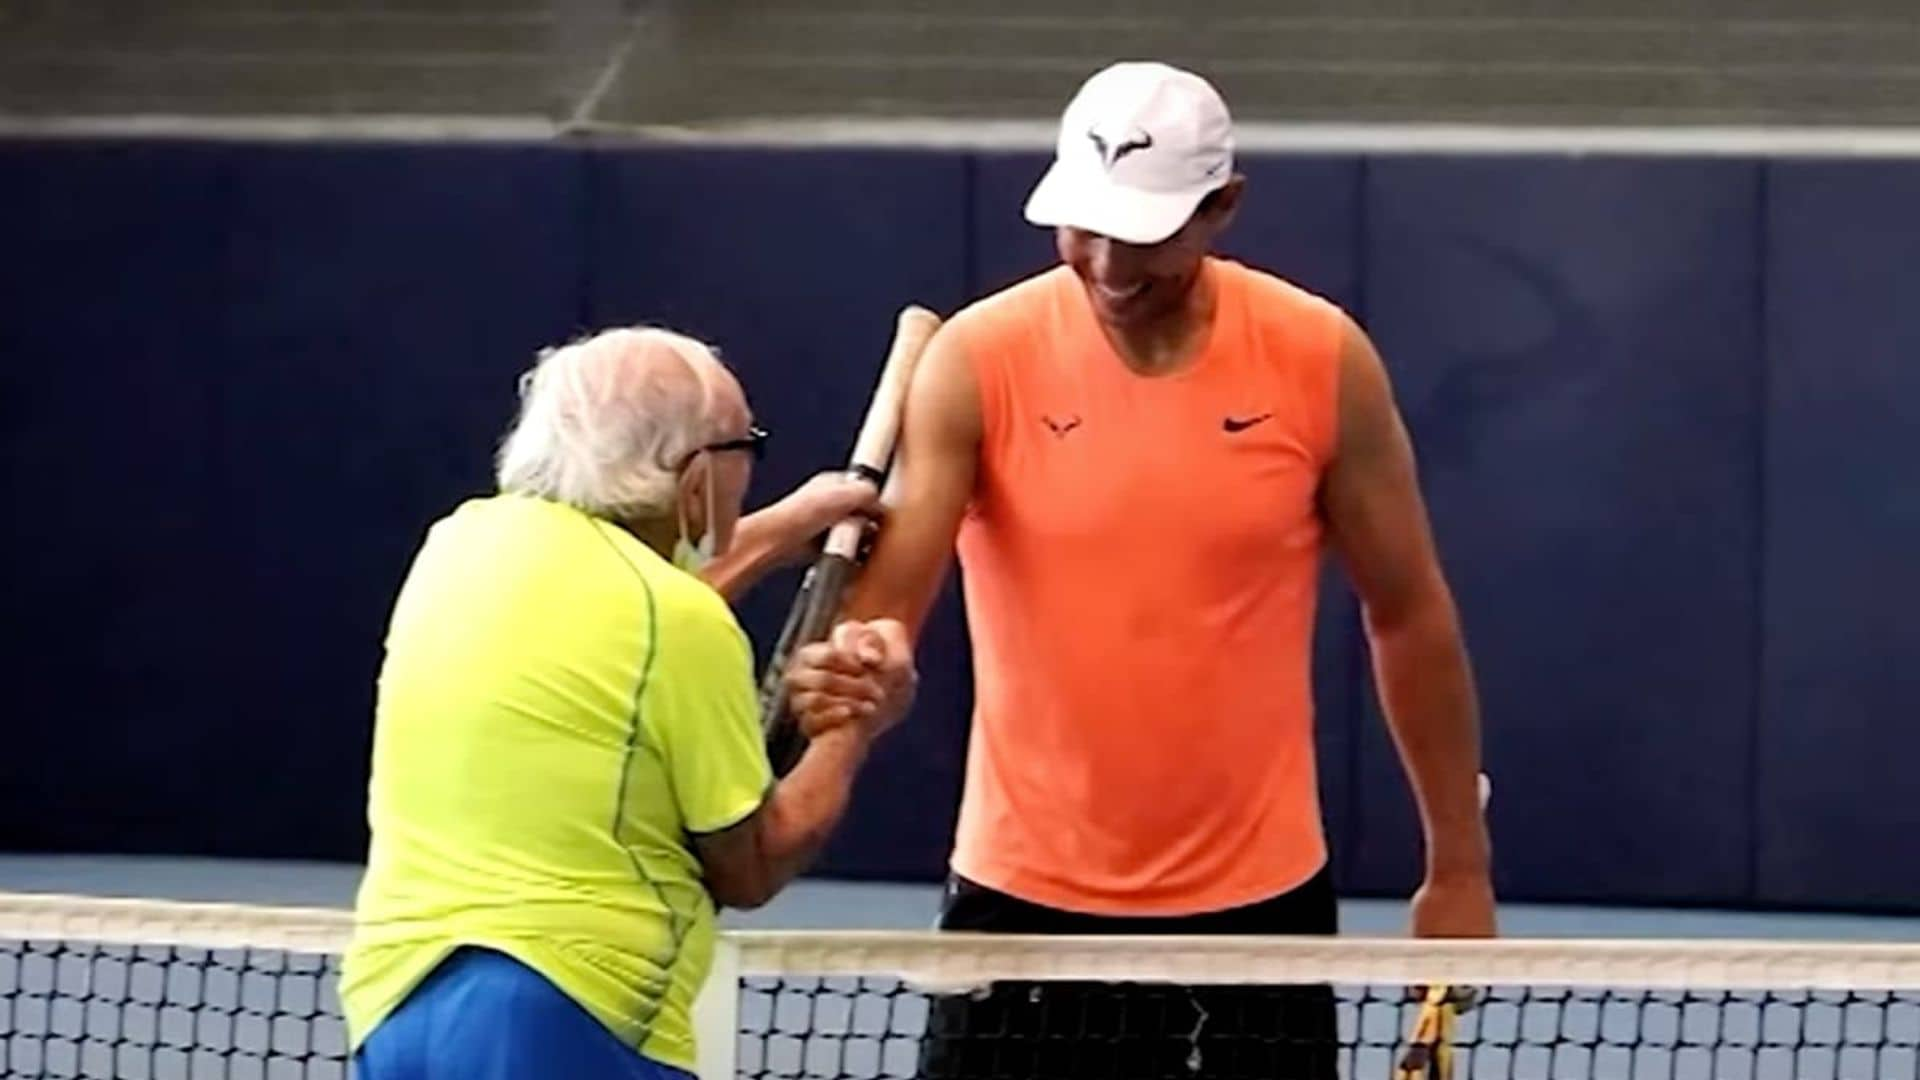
[0, 141, 235, 852]
[1757, 162, 1920, 911]
[0, 140, 585, 859]
[1352, 157, 1765, 905]
[211, 142, 586, 858]
[6, 135, 1920, 913]
[582, 146, 973, 880]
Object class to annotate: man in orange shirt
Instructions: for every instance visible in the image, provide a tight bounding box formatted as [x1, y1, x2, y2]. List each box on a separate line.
[845, 61, 1496, 1078]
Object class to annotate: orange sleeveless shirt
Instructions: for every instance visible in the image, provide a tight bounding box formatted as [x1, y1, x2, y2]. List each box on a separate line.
[949, 257, 1346, 915]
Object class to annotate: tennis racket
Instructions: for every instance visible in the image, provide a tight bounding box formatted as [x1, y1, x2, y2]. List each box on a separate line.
[1395, 984, 1479, 1080]
[757, 305, 942, 775]
[1394, 771, 1494, 1080]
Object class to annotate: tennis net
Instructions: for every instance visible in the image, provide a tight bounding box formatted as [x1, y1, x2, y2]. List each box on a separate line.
[4, 891, 1920, 1079]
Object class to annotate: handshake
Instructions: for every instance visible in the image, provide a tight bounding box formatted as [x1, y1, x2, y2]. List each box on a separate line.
[782, 619, 918, 744]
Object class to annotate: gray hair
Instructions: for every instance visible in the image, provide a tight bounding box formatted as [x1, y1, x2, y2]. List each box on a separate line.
[495, 326, 725, 523]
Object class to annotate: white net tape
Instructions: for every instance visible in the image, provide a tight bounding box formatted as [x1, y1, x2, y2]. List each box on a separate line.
[5, 891, 1920, 1080]
[7, 891, 1920, 991]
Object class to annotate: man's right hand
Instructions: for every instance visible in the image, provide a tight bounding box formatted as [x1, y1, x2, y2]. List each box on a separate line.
[784, 618, 917, 741]
[699, 619, 916, 910]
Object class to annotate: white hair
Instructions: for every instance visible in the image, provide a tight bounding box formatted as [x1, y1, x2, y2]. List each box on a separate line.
[495, 326, 726, 523]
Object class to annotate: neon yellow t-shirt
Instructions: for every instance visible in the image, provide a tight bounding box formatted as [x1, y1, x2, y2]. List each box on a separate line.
[339, 494, 772, 1072]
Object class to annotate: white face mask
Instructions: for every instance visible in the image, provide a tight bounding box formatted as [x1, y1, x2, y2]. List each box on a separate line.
[672, 453, 718, 574]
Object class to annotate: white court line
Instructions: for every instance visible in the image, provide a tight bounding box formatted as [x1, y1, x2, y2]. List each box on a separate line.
[8, 114, 1920, 157]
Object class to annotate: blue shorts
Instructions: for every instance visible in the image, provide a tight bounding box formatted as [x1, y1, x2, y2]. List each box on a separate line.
[352, 947, 695, 1080]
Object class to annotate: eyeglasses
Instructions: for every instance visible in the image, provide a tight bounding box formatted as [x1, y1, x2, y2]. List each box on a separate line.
[703, 425, 769, 462]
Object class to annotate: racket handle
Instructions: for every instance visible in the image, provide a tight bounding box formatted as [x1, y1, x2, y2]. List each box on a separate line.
[765, 717, 809, 782]
[756, 574, 815, 722]
[760, 554, 856, 776]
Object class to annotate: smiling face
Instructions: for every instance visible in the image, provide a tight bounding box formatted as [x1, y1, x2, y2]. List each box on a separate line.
[1055, 178, 1243, 331]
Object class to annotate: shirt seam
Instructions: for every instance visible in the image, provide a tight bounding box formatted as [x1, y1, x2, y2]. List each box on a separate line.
[590, 521, 692, 1050]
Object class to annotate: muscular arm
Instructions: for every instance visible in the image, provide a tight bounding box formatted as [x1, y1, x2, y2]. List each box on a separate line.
[839, 323, 983, 638]
[685, 324, 982, 908]
[692, 326, 980, 907]
[1321, 317, 1495, 930]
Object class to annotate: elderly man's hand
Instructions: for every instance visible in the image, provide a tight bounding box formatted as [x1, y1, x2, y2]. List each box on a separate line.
[785, 618, 917, 742]
[703, 473, 882, 602]
[766, 472, 881, 566]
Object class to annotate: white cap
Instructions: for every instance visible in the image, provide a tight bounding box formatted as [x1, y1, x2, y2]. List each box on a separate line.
[1024, 61, 1235, 246]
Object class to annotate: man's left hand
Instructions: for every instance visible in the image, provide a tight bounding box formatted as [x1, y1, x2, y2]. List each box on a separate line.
[700, 472, 881, 602]
[765, 472, 880, 565]
[1410, 870, 1498, 938]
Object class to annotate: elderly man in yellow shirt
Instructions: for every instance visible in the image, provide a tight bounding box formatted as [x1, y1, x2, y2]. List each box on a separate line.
[340, 325, 916, 1080]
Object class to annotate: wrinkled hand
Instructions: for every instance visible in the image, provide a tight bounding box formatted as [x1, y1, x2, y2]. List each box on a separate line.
[1410, 870, 1498, 938]
[784, 618, 917, 742]
[766, 472, 881, 565]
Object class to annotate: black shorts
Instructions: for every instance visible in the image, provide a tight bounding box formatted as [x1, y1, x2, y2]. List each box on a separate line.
[917, 867, 1339, 1080]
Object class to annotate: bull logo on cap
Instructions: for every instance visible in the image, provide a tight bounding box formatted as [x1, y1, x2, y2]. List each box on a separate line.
[1087, 126, 1153, 170]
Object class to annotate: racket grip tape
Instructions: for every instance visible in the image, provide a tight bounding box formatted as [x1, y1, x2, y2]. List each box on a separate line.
[759, 553, 856, 776]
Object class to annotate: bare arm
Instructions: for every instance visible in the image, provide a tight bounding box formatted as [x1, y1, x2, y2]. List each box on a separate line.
[690, 322, 978, 907]
[693, 621, 915, 909]
[692, 728, 873, 909]
[698, 506, 804, 603]
[839, 324, 983, 639]
[1321, 317, 1495, 934]
[700, 473, 879, 603]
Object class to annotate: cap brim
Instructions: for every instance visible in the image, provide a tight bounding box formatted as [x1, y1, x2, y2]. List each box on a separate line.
[1023, 160, 1213, 246]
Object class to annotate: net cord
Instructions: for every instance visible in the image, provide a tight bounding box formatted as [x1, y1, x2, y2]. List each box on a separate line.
[6, 890, 1920, 993]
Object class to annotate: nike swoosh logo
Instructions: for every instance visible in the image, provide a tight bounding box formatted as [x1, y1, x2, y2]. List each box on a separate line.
[1223, 413, 1273, 433]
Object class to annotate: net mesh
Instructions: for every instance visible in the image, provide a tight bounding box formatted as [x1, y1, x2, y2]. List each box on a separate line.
[5, 892, 1920, 1079]
[713, 935, 1920, 1080]
[729, 977, 1920, 1079]
[0, 895, 349, 1080]
[0, 940, 344, 1079]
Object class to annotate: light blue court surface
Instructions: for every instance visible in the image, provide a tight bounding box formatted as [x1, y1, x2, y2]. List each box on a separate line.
[4, 854, 1919, 941]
